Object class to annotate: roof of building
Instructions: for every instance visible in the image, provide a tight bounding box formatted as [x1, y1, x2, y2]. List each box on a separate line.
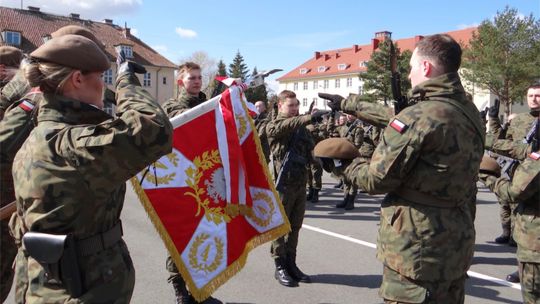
[0, 6, 176, 68]
[277, 27, 477, 81]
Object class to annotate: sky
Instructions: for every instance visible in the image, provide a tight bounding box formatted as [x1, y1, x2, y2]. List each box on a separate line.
[1, 0, 539, 93]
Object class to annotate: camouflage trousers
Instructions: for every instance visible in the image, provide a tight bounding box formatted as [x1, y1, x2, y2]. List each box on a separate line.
[519, 262, 540, 304]
[271, 185, 306, 260]
[499, 198, 515, 230]
[343, 179, 358, 196]
[14, 240, 135, 304]
[307, 162, 322, 190]
[380, 266, 466, 304]
[1, 220, 17, 302]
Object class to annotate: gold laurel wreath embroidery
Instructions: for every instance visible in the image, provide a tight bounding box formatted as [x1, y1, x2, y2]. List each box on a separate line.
[246, 192, 274, 227]
[184, 150, 232, 224]
[145, 153, 179, 185]
[189, 233, 224, 274]
[236, 113, 247, 139]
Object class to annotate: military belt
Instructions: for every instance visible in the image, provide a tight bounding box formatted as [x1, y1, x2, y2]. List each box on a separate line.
[394, 188, 465, 208]
[77, 221, 123, 256]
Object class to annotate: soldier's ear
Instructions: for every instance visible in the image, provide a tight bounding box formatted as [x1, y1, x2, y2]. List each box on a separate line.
[177, 78, 184, 87]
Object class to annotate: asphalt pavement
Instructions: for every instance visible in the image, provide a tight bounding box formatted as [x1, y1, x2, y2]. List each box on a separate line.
[5, 173, 523, 303]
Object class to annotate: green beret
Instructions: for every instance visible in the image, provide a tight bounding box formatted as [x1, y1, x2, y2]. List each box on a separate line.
[30, 34, 110, 72]
[479, 155, 500, 177]
[0, 46, 23, 67]
[51, 25, 105, 49]
[314, 138, 360, 160]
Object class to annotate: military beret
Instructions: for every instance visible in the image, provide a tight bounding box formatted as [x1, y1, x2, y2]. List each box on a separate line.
[51, 25, 105, 49]
[479, 155, 501, 177]
[30, 35, 110, 72]
[314, 138, 360, 160]
[0, 46, 23, 67]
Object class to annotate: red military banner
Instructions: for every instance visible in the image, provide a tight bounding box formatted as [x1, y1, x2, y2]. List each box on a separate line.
[131, 85, 289, 301]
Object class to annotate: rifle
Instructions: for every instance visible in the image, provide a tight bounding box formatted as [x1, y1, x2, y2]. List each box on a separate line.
[389, 41, 408, 115]
[496, 118, 539, 178]
[344, 119, 360, 137]
[274, 130, 308, 192]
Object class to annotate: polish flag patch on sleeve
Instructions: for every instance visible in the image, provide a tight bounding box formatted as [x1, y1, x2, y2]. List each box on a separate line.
[389, 118, 408, 133]
[529, 151, 540, 160]
[18, 100, 35, 112]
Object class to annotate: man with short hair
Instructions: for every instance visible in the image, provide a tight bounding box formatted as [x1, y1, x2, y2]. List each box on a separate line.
[266, 90, 322, 287]
[332, 34, 485, 303]
[254, 100, 271, 163]
[161, 62, 222, 304]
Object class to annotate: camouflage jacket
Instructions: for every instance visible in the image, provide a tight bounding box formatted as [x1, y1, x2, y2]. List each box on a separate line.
[161, 87, 207, 118]
[254, 111, 271, 162]
[327, 116, 364, 149]
[358, 124, 382, 159]
[266, 113, 314, 188]
[345, 73, 485, 281]
[10, 72, 172, 243]
[341, 95, 392, 129]
[485, 112, 537, 158]
[482, 153, 540, 262]
[0, 70, 31, 121]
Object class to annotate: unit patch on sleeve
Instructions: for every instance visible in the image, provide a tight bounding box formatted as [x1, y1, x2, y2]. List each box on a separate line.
[529, 151, 540, 160]
[389, 118, 408, 134]
[18, 100, 35, 112]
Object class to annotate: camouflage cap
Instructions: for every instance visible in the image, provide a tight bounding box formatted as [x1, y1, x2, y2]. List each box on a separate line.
[314, 138, 360, 159]
[479, 155, 500, 177]
[51, 25, 105, 49]
[30, 35, 110, 72]
[0, 46, 23, 67]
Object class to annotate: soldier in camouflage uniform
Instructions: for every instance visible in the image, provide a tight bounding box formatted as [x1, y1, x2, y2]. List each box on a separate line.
[305, 108, 327, 204]
[327, 34, 485, 303]
[479, 147, 540, 304]
[266, 90, 323, 287]
[161, 62, 222, 304]
[254, 101, 271, 163]
[9, 35, 172, 303]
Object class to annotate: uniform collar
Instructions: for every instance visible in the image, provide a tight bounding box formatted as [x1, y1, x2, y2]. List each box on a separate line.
[409, 72, 466, 102]
[38, 93, 112, 125]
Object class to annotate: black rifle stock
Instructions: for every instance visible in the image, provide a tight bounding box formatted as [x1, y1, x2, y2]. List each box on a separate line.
[390, 41, 408, 115]
[496, 118, 539, 178]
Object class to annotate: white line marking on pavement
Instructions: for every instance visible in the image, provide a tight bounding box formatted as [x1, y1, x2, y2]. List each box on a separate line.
[302, 224, 521, 291]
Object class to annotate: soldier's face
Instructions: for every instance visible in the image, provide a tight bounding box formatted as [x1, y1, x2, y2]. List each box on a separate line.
[279, 98, 299, 117]
[78, 71, 105, 109]
[178, 69, 202, 95]
[255, 102, 266, 113]
[527, 87, 540, 110]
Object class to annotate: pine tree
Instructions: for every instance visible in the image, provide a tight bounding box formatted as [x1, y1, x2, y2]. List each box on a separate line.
[462, 6, 540, 116]
[245, 67, 268, 103]
[359, 39, 411, 104]
[228, 50, 249, 81]
[207, 59, 228, 97]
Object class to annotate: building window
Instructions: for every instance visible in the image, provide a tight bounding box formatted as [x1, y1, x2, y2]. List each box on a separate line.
[323, 80, 329, 89]
[118, 45, 134, 58]
[358, 86, 363, 95]
[317, 66, 326, 73]
[2, 31, 21, 46]
[359, 60, 369, 67]
[302, 98, 308, 107]
[335, 79, 340, 88]
[163, 77, 167, 85]
[346, 77, 352, 87]
[293, 82, 298, 90]
[312, 98, 318, 107]
[303, 82, 308, 90]
[299, 68, 308, 74]
[313, 80, 318, 89]
[143, 72, 151, 87]
[102, 69, 113, 85]
[337, 63, 346, 70]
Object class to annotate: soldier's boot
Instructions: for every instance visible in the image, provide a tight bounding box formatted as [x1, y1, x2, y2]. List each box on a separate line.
[171, 276, 193, 304]
[494, 226, 511, 244]
[336, 194, 350, 208]
[274, 257, 298, 287]
[506, 270, 520, 283]
[310, 189, 319, 204]
[306, 187, 314, 201]
[344, 193, 356, 211]
[287, 256, 311, 283]
[333, 180, 343, 189]
[508, 236, 517, 247]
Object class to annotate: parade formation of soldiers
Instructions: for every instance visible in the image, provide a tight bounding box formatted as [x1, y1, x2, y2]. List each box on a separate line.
[0, 26, 539, 304]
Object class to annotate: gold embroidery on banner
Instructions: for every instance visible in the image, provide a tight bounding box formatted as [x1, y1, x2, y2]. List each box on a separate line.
[189, 233, 224, 274]
[145, 153, 179, 185]
[185, 150, 232, 224]
[246, 192, 274, 227]
[236, 113, 247, 139]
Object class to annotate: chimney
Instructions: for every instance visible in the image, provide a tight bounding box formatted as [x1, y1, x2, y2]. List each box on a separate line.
[123, 27, 131, 38]
[324, 54, 330, 61]
[27, 6, 40, 12]
[352, 44, 360, 53]
[314, 51, 321, 59]
[414, 35, 424, 44]
[372, 38, 380, 50]
[103, 19, 113, 25]
[70, 13, 80, 19]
